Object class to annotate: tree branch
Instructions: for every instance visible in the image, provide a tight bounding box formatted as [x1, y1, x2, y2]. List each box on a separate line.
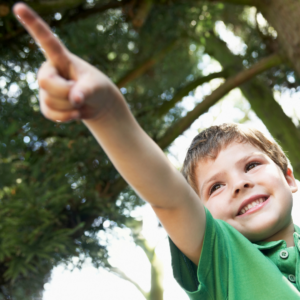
[116, 40, 178, 88]
[109, 265, 148, 299]
[149, 252, 164, 300]
[154, 71, 227, 118]
[134, 237, 155, 262]
[156, 53, 282, 149]
[3, 0, 256, 43]
[105, 55, 281, 198]
[25, 0, 84, 15]
[204, 34, 300, 179]
[192, 0, 255, 5]
[125, 0, 154, 28]
[2, 0, 125, 43]
[55, 0, 126, 25]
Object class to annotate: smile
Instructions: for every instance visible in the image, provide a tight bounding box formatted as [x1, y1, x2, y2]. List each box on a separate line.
[238, 196, 269, 216]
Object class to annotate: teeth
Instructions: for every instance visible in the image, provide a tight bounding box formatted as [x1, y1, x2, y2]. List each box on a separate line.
[239, 197, 266, 215]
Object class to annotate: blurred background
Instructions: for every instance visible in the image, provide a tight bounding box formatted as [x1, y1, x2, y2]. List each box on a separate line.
[1, 0, 300, 299]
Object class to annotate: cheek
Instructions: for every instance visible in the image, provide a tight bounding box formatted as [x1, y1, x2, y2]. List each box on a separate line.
[257, 167, 292, 202]
[205, 198, 231, 220]
[257, 166, 285, 187]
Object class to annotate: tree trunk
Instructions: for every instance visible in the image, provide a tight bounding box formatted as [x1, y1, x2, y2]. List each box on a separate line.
[116, 40, 178, 88]
[256, 0, 300, 78]
[149, 252, 164, 300]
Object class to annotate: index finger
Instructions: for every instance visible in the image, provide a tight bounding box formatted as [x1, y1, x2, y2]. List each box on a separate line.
[13, 3, 70, 78]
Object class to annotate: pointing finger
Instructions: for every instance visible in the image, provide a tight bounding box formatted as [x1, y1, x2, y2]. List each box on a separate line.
[13, 3, 70, 78]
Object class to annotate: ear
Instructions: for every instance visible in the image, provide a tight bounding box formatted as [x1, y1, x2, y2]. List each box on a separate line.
[285, 168, 298, 193]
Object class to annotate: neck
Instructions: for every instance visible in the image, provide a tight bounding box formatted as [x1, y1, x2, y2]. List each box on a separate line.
[263, 220, 295, 247]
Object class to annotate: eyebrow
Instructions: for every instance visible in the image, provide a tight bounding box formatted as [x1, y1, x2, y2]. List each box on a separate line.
[199, 153, 264, 198]
[200, 171, 226, 199]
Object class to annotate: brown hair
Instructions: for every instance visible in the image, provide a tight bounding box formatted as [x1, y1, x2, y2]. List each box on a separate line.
[181, 123, 288, 194]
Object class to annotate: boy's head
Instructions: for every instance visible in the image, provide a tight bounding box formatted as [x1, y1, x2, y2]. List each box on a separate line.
[182, 123, 298, 243]
[182, 123, 288, 193]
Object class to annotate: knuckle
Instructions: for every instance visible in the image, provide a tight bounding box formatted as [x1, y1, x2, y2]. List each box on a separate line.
[40, 106, 52, 121]
[61, 117, 72, 123]
[40, 100, 72, 122]
[56, 113, 70, 123]
[43, 94, 53, 108]
[40, 100, 55, 121]
[37, 62, 55, 89]
[38, 75, 48, 90]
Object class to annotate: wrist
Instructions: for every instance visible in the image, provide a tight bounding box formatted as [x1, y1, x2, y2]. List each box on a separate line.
[82, 87, 136, 136]
[81, 83, 126, 123]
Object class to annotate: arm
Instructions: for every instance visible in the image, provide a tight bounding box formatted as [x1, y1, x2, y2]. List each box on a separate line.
[14, 3, 206, 265]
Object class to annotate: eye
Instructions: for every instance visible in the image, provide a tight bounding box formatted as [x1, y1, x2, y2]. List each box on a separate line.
[246, 162, 260, 172]
[209, 183, 223, 195]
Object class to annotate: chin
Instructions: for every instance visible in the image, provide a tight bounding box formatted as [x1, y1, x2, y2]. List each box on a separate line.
[241, 229, 269, 242]
[245, 230, 273, 243]
[241, 216, 292, 243]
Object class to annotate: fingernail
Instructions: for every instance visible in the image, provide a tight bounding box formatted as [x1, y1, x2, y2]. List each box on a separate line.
[74, 91, 84, 104]
[16, 14, 25, 24]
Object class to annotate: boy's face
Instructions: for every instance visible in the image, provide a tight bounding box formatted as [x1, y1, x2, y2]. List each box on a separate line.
[195, 142, 298, 243]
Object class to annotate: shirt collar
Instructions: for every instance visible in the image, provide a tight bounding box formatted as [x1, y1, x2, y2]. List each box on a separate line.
[252, 224, 300, 251]
[253, 239, 286, 250]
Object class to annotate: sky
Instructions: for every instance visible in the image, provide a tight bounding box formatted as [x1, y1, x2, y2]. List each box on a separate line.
[42, 14, 300, 300]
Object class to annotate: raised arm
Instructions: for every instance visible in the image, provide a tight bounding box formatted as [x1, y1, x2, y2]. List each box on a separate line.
[13, 3, 206, 265]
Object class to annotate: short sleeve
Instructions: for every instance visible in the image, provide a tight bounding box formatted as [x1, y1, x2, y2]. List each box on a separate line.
[169, 207, 229, 300]
[169, 207, 300, 300]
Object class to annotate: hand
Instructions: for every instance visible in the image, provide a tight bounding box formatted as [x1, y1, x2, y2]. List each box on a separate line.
[13, 3, 121, 122]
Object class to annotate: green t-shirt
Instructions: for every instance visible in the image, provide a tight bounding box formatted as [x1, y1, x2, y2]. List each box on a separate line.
[169, 207, 300, 299]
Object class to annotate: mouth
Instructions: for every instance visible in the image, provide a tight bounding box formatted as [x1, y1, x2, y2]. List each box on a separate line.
[237, 196, 269, 216]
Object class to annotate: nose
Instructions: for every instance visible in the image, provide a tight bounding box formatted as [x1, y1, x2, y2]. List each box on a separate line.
[232, 179, 254, 197]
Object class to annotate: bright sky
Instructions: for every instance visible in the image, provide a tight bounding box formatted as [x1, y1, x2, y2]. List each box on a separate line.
[43, 17, 300, 300]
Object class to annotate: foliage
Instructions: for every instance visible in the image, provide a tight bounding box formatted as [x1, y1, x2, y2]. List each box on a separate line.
[0, 0, 300, 298]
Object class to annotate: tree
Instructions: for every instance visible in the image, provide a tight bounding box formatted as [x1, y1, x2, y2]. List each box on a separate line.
[0, 1, 300, 298]
[109, 218, 164, 300]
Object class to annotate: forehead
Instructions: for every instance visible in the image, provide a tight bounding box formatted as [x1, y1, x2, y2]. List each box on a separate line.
[198, 141, 264, 165]
[194, 142, 268, 186]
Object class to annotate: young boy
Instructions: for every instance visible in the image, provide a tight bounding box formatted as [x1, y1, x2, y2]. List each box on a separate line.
[13, 3, 300, 299]
[170, 125, 300, 299]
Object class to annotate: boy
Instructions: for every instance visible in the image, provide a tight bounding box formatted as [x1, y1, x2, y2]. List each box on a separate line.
[13, 3, 300, 299]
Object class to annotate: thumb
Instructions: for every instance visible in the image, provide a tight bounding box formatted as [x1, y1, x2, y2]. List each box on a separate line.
[68, 79, 88, 107]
